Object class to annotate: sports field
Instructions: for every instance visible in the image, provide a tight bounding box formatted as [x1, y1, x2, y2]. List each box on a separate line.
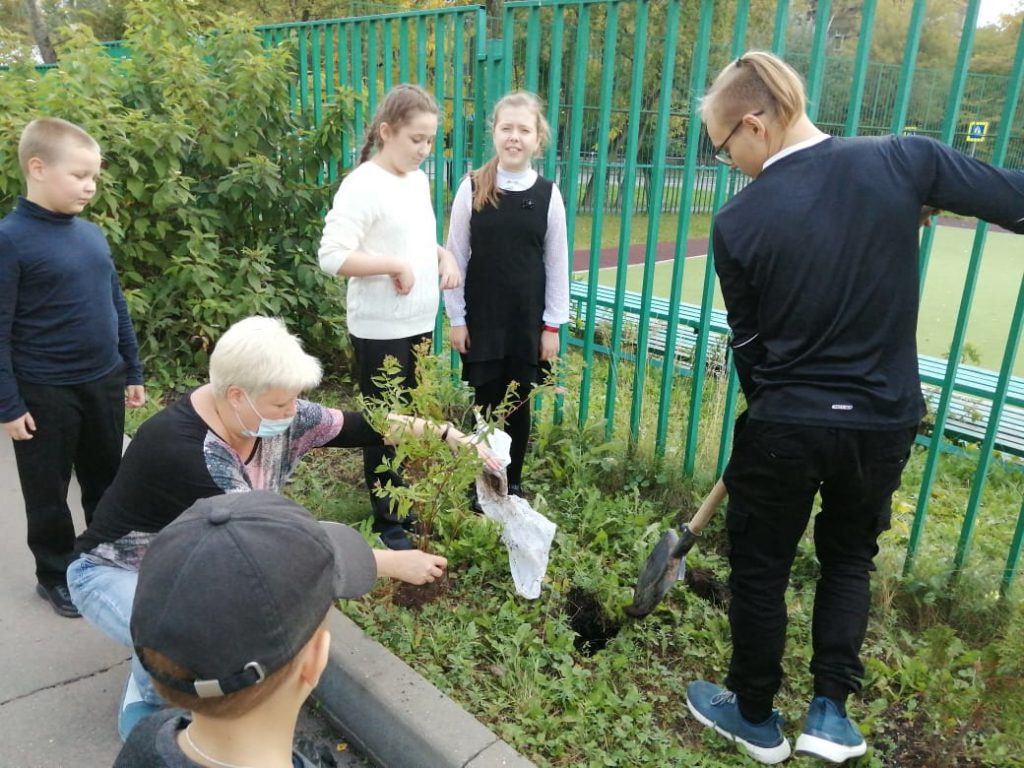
[575, 223, 1024, 376]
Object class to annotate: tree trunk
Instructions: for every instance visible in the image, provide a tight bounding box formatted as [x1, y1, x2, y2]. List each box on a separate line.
[485, 0, 504, 38]
[24, 0, 57, 64]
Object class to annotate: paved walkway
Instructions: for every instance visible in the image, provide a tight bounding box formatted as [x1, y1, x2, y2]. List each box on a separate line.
[0, 436, 367, 767]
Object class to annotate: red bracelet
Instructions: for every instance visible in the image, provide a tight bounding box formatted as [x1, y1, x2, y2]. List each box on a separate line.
[543, 324, 560, 333]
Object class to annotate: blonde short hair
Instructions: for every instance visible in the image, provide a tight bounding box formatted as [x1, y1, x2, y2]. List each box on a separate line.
[209, 317, 323, 398]
[701, 51, 807, 129]
[18, 118, 100, 174]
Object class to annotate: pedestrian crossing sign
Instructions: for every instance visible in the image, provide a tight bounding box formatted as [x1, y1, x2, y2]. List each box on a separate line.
[966, 121, 989, 142]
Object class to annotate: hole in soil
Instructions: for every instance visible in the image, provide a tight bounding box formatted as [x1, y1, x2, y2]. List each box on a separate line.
[566, 587, 622, 656]
[684, 567, 731, 609]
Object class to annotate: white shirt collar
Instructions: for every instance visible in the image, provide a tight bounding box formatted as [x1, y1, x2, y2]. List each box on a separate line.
[497, 166, 537, 190]
[762, 134, 830, 171]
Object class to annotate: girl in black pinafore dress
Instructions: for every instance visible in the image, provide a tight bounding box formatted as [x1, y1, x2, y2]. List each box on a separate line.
[443, 92, 569, 495]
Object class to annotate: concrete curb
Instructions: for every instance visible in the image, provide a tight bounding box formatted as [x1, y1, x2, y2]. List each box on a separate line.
[315, 610, 536, 768]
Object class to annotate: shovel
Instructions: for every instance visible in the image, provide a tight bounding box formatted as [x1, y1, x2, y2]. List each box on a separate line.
[623, 478, 728, 618]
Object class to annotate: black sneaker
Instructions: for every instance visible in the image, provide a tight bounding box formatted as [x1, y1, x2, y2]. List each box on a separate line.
[507, 483, 525, 498]
[36, 583, 81, 618]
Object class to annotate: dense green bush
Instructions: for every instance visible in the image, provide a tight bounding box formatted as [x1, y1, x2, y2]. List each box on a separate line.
[0, 0, 353, 388]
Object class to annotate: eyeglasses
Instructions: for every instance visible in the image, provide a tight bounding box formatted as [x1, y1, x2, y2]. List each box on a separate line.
[712, 110, 764, 165]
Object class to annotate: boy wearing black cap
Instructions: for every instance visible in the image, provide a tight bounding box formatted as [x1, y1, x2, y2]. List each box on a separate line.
[114, 490, 379, 767]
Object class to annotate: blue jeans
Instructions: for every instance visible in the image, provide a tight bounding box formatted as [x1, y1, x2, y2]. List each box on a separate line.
[66, 556, 163, 706]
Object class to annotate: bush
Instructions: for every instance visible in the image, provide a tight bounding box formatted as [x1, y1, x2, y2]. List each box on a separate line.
[0, 0, 354, 388]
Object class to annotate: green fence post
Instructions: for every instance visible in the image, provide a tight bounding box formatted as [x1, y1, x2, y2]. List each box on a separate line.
[542, 6, 565, 177]
[352, 24, 365, 137]
[367, 21, 378, 109]
[771, 0, 789, 56]
[604, 0, 649, 439]
[804, 0, 831, 122]
[450, 12, 469, 375]
[683, 0, 749, 476]
[917, 0, 981, 294]
[433, 13, 447, 354]
[630, 0, 681, 441]
[556, 2, 592, 425]
[904, 0, 983, 577]
[298, 27, 310, 114]
[579, 1, 620, 425]
[416, 16, 427, 84]
[524, 5, 541, 95]
[501, 3, 515, 93]
[656, 0, 713, 454]
[339, 24, 351, 168]
[311, 25, 323, 126]
[473, 9, 488, 168]
[399, 17, 410, 83]
[324, 25, 337, 182]
[382, 19, 393, 92]
[843, 0, 876, 137]
[951, 26, 1024, 582]
[1005, 492, 1024, 598]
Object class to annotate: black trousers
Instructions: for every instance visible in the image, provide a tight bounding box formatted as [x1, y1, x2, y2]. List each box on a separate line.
[12, 367, 126, 587]
[721, 419, 916, 721]
[350, 333, 431, 528]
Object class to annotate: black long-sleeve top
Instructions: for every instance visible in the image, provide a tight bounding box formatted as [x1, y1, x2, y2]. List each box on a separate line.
[0, 197, 142, 421]
[713, 134, 1024, 429]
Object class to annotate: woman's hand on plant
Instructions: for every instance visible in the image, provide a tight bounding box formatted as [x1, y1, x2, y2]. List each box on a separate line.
[456, 432, 503, 474]
[374, 549, 448, 584]
[450, 325, 470, 353]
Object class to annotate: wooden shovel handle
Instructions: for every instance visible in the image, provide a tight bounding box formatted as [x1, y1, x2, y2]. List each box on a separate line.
[687, 478, 727, 536]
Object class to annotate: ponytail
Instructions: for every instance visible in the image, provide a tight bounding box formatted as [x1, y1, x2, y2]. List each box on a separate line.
[701, 51, 807, 129]
[471, 157, 501, 211]
[358, 121, 380, 165]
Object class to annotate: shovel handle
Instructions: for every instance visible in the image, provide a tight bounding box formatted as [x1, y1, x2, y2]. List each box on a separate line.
[670, 479, 727, 560]
[690, 478, 727, 535]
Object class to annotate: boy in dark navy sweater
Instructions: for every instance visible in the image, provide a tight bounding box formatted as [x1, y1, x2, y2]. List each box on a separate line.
[0, 118, 145, 618]
[684, 52, 1024, 765]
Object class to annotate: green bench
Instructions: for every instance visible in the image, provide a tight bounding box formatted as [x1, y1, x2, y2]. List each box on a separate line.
[569, 280, 1024, 457]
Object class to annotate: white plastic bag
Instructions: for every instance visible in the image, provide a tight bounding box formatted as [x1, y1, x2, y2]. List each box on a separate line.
[472, 426, 557, 600]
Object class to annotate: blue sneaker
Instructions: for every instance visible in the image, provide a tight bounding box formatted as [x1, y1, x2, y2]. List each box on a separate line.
[686, 681, 791, 764]
[118, 671, 161, 741]
[795, 697, 867, 763]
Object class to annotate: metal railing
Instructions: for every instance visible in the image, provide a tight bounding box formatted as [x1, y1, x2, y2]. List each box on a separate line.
[258, 0, 1024, 594]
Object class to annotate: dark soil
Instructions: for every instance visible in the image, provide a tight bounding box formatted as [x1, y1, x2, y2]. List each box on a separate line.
[683, 567, 731, 609]
[878, 702, 987, 767]
[392, 571, 450, 609]
[566, 587, 622, 656]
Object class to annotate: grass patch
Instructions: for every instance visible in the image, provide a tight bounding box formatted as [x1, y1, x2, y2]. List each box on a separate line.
[280, 347, 1024, 767]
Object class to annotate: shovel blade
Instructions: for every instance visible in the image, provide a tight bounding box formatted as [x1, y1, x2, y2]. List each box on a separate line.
[624, 529, 684, 618]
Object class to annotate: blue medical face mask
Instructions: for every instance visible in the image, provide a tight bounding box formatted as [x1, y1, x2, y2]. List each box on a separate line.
[234, 390, 294, 438]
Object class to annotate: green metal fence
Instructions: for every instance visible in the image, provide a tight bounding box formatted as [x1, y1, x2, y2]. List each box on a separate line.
[258, 0, 1024, 596]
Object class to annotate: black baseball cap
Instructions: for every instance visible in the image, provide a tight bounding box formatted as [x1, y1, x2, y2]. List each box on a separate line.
[131, 491, 377, 698]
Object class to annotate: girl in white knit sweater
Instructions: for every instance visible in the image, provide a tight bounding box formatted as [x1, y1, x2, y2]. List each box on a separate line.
[318, 84, 460, 550]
